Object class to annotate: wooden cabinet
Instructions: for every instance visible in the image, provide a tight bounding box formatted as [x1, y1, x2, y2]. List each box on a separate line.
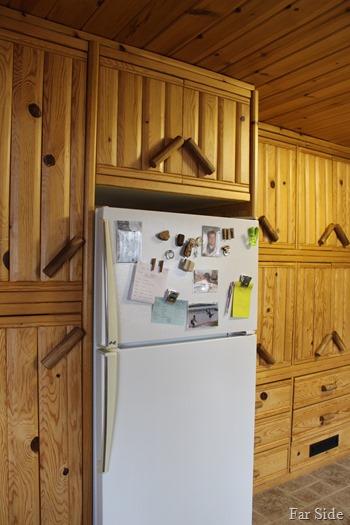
[257, 139, 296, 247]
[96, 46, 257, 203]
[0, 316, 83, 525]
[254, 379, 292, 487]
[0, 38, 86, 283]
[257, 263, 295, 369]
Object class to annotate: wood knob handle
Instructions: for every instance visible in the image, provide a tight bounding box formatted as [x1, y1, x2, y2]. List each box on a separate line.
[314, 333, 333, 357]
[253, 470, 260, 480]
[332, 331, 347, 353]
[318, 223, 335, 245]
[254, 436, 262, 446]
[319, 413, 335, 425]
[184, 137, 216, 175]
[321, 383, 337, 392]
[43, 235, 85, 277]
[255, 400, 263, 409]
[334, 224, 350, 247]
[41, 326, 85, 369]
[257, 343, 276, 365]
[258, 215, 279, 242]
[149, 135, 185, 168]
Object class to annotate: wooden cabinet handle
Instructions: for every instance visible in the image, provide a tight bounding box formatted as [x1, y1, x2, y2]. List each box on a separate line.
[314, 333, 333, 357]
[257, 343, 276, 365]
[43, 235, 85, 277]
[334, 224, 350, 247]
[254, 436, 262, 446]
[319, 413, 335, 425]
[321, 383, 337, 392]
[183, 137, 216, 175]
[258, 215, 279, 242]
[41, 326, 85, 369]
[255, 400, 263, 409]
[332, 331, 347, 353]
[253, 469, 260, 480]
[318, 223, 335, 245]
[149, 135, 184, 168]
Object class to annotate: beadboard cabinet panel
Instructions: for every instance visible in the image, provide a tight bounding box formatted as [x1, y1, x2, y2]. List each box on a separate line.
[96, 51, 255, 200]
[257, 264, 295, 368]
[0, 39, 86, 283]
[333, 157, 350, 241]
[298, 150, 336, 249]
[257, 140, 296, 247]
[0, 320, 83, 525]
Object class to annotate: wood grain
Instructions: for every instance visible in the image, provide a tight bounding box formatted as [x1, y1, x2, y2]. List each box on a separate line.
[0, 329, 8, 524]
[97, 65, 118, 166]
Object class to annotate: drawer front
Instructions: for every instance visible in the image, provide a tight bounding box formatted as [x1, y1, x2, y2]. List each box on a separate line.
[254, 413, 291, 452]
[255, 379, 292, 419]
[253, 446, 289, 485]
[290, 424, 350, 471]
[293, 394, 350, 437]
[294, 366, 350, 408]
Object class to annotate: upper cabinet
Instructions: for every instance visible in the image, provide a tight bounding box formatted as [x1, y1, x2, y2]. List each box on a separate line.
[0, 39, 86, 283]
[96, 46, 257, 203]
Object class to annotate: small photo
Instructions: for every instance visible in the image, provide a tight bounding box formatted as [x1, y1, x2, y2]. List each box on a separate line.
[187, 302, 219, 329]
[202, 226, 220, 257]
[193, 270, 218, 293]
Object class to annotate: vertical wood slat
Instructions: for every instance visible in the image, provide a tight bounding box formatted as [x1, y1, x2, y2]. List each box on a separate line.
[164, 83, 183, 174]
[182, 87, 199, 177]
[217, 97, 236, 182]
[332, 266, 350, 355]
[96, 65, 118, 166]
[0, 40, 12, 281]
[39, 326, 82, 525]
[41, 52, 72, 282]
[257, 265, 294, 367]
[69, 59, 86, 282]
[333, 158, 350, 238]
[235, 102, 250, 184]
[198, 91, 218, 179]
[117, 70, 142, 169]
[7, 328, 40, 525]
[0, 329, 8, 524]
[141, 76, 165, 171]
[257, 140, 296, 246]
[10, 44, 43, 281]
[298, 150, 334, 247]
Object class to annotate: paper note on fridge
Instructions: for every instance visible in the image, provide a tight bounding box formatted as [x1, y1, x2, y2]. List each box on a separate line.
[130, 261, 169, 304]
[151, 297, 188, 326]
[231, 282, 254, 318]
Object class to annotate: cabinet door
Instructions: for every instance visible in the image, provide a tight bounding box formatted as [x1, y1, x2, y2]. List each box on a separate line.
[294, 264, 333, 363]
[0, 40, 86, 282]
[257, 140, 296, 247]
[298, 149, 336, 249]
[257, 264, 295, 368]
[96, 56, 252, 193]
[0, 319, 83, 525]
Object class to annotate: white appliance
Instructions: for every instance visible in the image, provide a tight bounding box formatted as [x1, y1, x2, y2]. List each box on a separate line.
[94, 206, 258, 525]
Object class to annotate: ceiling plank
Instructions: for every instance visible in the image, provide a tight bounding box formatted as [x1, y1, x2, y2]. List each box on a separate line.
[46, 0, 101, 29]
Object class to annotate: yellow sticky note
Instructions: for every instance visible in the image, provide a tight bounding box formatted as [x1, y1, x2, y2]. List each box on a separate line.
[231, 282, 253, 318]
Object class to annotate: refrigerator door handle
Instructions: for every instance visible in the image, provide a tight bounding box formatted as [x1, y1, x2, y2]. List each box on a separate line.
[103, 219, 119, 347]
[98, 347, 118, 474]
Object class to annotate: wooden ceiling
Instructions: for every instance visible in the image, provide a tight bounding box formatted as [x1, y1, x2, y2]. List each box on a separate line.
[2, 0, 350, 147]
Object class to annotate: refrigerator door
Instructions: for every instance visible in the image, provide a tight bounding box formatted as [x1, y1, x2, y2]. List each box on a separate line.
[95, 334, 256, 525]
[95, 207, 258, 347]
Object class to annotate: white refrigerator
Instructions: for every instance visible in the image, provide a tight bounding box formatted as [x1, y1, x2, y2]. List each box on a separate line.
[94, 206, 259, 525]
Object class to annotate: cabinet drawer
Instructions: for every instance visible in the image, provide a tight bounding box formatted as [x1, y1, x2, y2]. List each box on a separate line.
[294, 366, 350, 408]
[253, 446, 289, 485]
[293, 393, 350, 437]
[290, 424, 350, 471]
[255, 379, 292, 419]
[254, 413, 290, 452]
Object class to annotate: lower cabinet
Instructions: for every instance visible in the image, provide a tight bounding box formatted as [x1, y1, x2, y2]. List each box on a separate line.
[0, 316, 83, 525]
[254, 366, 350, 490]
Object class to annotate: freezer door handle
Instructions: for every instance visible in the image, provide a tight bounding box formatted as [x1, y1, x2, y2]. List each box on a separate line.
[98, 347, 118, 474]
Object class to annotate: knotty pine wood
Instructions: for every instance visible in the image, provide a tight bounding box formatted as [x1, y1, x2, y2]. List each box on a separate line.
[254, 413, 291, 453]
[294, 365, 350, 409]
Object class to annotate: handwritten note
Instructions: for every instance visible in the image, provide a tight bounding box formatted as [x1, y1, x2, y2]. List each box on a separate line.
[130, 261, 169, 304]
[231, 282, 254, 318]
[151, 297, 188, 326]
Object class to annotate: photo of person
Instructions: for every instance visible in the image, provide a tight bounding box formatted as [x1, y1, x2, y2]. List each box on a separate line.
[202, 226, 220, 257]
[193, 270, 218, 293]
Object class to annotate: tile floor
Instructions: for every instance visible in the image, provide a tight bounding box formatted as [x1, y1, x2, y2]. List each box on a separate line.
[253, 456, 350, 525]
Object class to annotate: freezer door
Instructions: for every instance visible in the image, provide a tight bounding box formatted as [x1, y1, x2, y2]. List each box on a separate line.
[95, 206, 258, 346]
[95, 335, 256, 525]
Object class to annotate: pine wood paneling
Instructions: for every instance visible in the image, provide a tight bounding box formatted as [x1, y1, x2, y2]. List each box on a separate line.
[97, 65, 118, 166]
[0, 329, 8, 524]
[117, 70, 143, 169]
[333, 158, 350, 240]
[198, 91, 218, 180]
[0, 40, 12, 281]
[141, 76, 166, 171]
[10, 43, 43, 281]
[7, 327, 40, 525]
[41, 52, 72, 282]
[257, 264, 295, 368]
[182, 86, 199, 177]
[298, 150, 335, 248]
[257, 140, 296, 246]
[332, 265, 350, 355]
[164, 82, 183, 174]
[217, 97, 236, 182]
